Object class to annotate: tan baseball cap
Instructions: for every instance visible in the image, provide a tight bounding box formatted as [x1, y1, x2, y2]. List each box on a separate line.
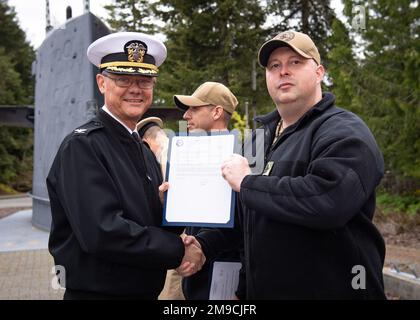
[173, 82, 238, 114]
[258, 30, 321, 67]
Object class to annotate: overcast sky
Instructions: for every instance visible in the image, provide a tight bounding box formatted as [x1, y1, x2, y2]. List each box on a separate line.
[9, 0, 345, 49]
[8, 0, 113, 48]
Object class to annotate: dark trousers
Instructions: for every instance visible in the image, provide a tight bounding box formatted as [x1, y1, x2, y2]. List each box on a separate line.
[63, 288, 158, 300]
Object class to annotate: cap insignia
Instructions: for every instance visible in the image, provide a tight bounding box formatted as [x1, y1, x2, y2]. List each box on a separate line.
[277, 31, 295, 42]
[125, 41, 147, 63]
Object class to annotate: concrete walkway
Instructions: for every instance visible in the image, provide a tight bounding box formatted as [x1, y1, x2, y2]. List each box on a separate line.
[0, 197, 419, 300]
[0, 197, 63, 299]
[0, 210, 49, 252]
[0, 249, 63, 299]
[0, 195, 32, 209]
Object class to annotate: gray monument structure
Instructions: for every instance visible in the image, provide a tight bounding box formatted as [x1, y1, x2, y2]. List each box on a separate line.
[32, 13, 109, 230]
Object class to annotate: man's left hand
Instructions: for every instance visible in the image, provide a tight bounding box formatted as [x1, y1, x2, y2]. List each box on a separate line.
[158, 182, 169, 203]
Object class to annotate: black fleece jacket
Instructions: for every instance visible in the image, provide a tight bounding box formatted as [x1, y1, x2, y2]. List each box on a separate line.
[197, 92, 386, 299]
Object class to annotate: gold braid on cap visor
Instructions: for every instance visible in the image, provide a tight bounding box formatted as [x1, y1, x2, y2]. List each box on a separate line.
[99, 61, 159, 72]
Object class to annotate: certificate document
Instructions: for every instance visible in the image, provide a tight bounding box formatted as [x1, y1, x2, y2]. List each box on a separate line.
[163, 133, 236, 227]
[209, 261, 242, 300]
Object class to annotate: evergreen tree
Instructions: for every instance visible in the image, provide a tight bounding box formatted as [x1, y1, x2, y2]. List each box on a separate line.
[104, 0, 158, 33]
[0, 47, 25, 105]
[153, 0, 269, 117]
[342, 0, 420, 181]
[0, 0, 34, 102]
[265, 0, 336, 64]
[0, 0, 35, 193]
[325, 18, 361, 111]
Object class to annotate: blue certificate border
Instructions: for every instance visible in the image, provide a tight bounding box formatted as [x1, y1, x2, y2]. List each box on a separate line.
[162, 130, 239, 228]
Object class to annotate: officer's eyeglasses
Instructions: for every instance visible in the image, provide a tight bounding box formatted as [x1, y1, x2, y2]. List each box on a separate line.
[102, 73, 155, 89]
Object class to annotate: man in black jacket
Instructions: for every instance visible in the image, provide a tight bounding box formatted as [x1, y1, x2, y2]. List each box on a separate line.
[213, 30, 386, 299]
[47, 32, 205, 299]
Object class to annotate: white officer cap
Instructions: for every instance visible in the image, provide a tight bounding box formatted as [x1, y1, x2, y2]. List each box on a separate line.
[87, 32, 167, 76]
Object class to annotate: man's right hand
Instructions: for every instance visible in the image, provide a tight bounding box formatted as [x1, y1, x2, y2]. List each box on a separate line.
[221, 154, 251, 192]
[176, 235, 206, 277]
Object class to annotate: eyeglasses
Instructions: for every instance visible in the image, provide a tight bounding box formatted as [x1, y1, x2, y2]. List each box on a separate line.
[102, 73, 155, 89]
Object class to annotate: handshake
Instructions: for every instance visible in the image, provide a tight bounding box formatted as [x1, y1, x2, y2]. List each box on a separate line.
[159, 183, 206, 277]
[176, 234, 206, 277]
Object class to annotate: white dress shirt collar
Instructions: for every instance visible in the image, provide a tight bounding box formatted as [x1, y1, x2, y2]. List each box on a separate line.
[101, 105, 138, 135]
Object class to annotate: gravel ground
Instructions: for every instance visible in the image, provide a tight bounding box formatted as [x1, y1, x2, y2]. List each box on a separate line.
[374, 211, 420, 275]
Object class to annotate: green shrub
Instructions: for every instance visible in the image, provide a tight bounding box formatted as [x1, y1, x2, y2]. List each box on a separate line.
[377, 192, 420, 216]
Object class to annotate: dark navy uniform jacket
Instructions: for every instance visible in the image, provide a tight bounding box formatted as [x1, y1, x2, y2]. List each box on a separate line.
[47, 109, 184, 297]
[197, 93, 386, 299]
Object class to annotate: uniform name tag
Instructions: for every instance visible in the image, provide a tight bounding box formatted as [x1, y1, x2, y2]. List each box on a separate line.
[262, 161, 274, 176]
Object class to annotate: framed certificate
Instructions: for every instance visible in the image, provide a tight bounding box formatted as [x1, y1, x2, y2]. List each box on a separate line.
[162, 132, 237, 228]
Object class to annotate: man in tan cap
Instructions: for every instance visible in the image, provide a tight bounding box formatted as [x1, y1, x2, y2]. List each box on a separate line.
[197, 31, 386, 299]
[174, 81, 238, 132]
[172, 82, 242, 300]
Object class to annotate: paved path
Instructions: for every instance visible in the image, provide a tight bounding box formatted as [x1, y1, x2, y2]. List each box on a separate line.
[0, 195, 32, 209]
[0, 249, 63, 299]
[0, 197, 418, 300]
[0, 197, 63, 299]
[0, 210, 49, 252]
